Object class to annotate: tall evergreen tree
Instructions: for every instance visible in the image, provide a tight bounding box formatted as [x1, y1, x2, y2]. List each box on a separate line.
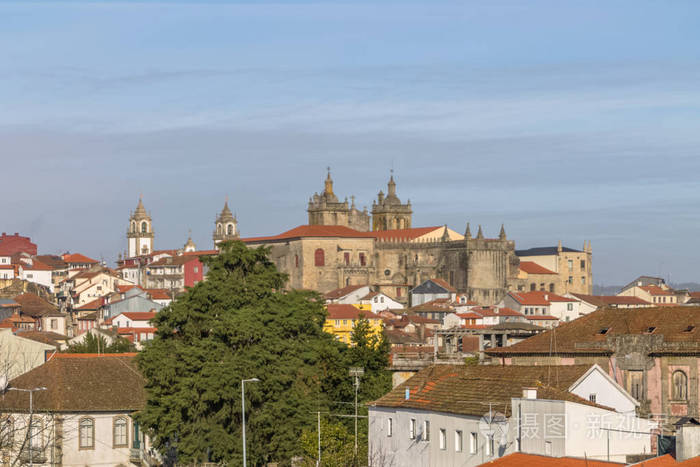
[136, 241, 346, 465]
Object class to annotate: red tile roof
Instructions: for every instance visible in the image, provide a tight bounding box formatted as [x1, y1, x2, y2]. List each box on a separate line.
[145, 288, 171, 300]
[13, 293, 61, 317]
[76, 297, 105, 311]
[429, 277, 457, 293]
[242, 225, 376, 243]
[371, 226, 442, 241]
[0, 354, 144, 412]
[148, 255, 200, 267]
[487, 306, 700, 356]
[326, 304, 377, 320]
[480, 453, 623, 466]
[519, 261, 558, 275]
[324, 284, 368, 300]
[572, 294, 651, 306]
[641, 285, 673, 296]
[509, 290, 575, 305]
[118, 312, 157, 321]
[116, 284, 139, 293]
[21, 259, 54, 271]
[62, 253, 98, 264]
[371, 364, 607, 417]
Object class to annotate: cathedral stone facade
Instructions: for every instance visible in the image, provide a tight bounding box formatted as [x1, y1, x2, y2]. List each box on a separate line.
[243, 171, 523, 305]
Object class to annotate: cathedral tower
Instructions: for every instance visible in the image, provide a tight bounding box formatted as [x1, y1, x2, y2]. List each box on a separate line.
[213, 199, 239, 247]
[127, 196, 154, 257]
[372, 172, 412, 231]
[307, 168, 370, 231]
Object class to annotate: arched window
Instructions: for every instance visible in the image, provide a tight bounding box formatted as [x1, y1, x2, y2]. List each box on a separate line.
[673, 370, 688, 400]
[314, 249, 325, 267]
[141, 221, 148, 233]
[79, 417, 95, 449]
[113, 417, 128, 447]
[131, 221, 136, 233]
[217, 224, 222, 234]
[227, 224, 234, 235]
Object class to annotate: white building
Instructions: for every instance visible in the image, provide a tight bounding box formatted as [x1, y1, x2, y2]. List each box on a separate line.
[324, 285, 371, 305]
[359, 291, 404, 313]
[368, 364, 655, 466]
[18, 257, 54, 292]
[0, 353, 158, 466]
[502, 291, 584, 323]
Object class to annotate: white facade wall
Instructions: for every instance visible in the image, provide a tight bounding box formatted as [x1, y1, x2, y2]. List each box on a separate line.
[112, 315, 152, 329]
[568, 367, 638, 415]
[40, 316, 67, 336]
[369, 407, 506, 467]
[548, 301, 581, 323]
[21, 269, 53, 292]
[365, 293, 404, 313]
[411, 292, 452, 307]
[0, 330, 54, 379]
[332, 286, 371, 305]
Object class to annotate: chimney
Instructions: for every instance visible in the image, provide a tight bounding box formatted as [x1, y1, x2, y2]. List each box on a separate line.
[522, 387, 537, 399]
[544, 294, 549, 301]
[405, 388, 410, 400]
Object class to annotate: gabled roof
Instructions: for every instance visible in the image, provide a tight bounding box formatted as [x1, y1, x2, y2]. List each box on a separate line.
[571, 293, 651, 306]
[148, 255, 201, 267]
[326, 304, 376, 320]
[62, 253, 98, 264]
[640, 285, 673, 296]
[516, 246, 582, 256]
[20, 259, 54, 271]
[519, 261, 557, 275]
[35, 255, 67, 270]
[487, 306, 700, 356]
[117, 311, 157, 321]
[76, 297, 105, 311]
[509, 291, 575, 306]
[0, 354, 145, 412]
[144, 288, 171, 300]
[479, 453, 623, 466]
[241, 225, 375, 243]
[568, 364, 640, 408]
[324, 284, 368, 300]
[15, 330, 68, 347]
[13, 293, 61, 317]
[370, 364, 606, 417]
[411, 278, 456, 295]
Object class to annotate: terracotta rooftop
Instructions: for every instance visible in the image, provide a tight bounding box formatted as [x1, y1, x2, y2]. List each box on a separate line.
[62, 253, 98, 264]
[0, 353, 145, 412]
[572, 293, 652, 306]
[145, 288, 171, 300]
[241, 225, 376, 243]
[479, 453, 623, 466]
[118, 311, 157, 321]
[35, 255, 67, 270]
[76, 297, 105, 311]
[148, 255, 201, 267]
[428, 277, 457, 293]
[487, 306, 700, 356]
[324, 284, 368, 300]
[326, 304, 377, 320]
[13, 293, 62, 317]
[15, 330, 68, 347]
[519, 261, 558, 275]
[370, 364, 606, 417]
[641, 285, 674, 296]
[509, 290, 575, 306]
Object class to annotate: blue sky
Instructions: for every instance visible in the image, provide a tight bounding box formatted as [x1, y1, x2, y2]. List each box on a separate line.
[2, 0, 700, 285]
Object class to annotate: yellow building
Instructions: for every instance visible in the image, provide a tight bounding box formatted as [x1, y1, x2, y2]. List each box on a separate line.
[323, 304, 383, 345]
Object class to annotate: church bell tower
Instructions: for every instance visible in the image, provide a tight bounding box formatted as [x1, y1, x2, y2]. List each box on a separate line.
[127, 196, 154, 257]
[213, 199, 239, 247]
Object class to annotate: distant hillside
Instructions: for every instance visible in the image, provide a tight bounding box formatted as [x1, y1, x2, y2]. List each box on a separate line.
[594, 282, 700, 295]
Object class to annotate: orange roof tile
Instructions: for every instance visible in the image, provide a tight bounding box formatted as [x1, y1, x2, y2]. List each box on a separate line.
[519, 261, 558, 275]
[509, 290, 575, 305]
[62, 253, 98, 264]
[242, 225, 375, 243]
[324, 284, 368, 300]
[371, 226, 442, 241]
[118, 312, 157, 321]
[641, 285, 673, 296]
[326, 304, 377, 320]
[480, 453, 623, 466]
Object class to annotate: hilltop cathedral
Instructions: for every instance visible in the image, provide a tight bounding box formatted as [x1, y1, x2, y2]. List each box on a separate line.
[121, 171, 592, 305]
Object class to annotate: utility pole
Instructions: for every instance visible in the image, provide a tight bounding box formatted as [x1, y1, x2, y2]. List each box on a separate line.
[349, 367, 364, 460]
[317, 410, 321, 467]
[241, 378, 259, 467]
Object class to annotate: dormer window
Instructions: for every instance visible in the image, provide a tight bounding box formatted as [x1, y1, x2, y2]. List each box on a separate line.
[645, 327, 656, 334]
[683, 326, 695, 333]
[598, 328, 609, 335]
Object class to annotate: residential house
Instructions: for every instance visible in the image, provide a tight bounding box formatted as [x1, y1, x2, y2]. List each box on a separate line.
[100, 287, 164, 321]
[516, 261, 560, 293]
[0, 328, 55, 379]
[0, 312, 37, 331]
[409, 299, 457, 324]
[0, 353, 158, 466]
[17, 257, 54, 292]
[0, 233, 37, 256]
[0, 251, 16, 280]
[13, 293, 68, 335]
[486, 306, 700, 427]
[61, 252, 99, 270]
[368, 364, 654, 466]
[110, 311, 157, 349]
[60, 267, 133, 307]
[618, 284, 678, 306]
[359, 291, 404, 314]
[572, 293, 653, 313]
[409, 278, 457, 307]
[503, 291, 583, 323]
[0, 299, 20, 321]
[515, 242, 593, 295]
[34, 255, 69, 289]
[324, 285, 371, 304]
[144, 254, 204, 291]
[323, 304, 383, 345]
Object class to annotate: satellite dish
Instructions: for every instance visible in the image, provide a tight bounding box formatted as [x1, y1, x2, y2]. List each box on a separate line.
[0, 375, 8, 392]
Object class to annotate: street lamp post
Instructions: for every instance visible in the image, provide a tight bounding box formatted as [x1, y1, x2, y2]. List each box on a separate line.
[349, 367, 364, 460]
[241, 378, 259, 467]
[8, 386, 47, 467]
